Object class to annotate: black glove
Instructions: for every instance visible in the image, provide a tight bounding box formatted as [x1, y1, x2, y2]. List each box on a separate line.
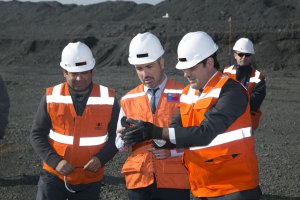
[121, 116, 130, 129]
[123, 118, 163, 145]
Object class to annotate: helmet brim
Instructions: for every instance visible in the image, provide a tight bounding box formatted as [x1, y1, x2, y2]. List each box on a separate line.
[176, 59, 200, 70]
[128, 50, 164, 65]
[60, 59, 95, 73]
[128, 57, 157, 65]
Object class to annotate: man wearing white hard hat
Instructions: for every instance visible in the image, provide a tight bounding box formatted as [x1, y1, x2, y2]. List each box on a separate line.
[224, 38, 266, 131]
[30, 41, 119, 200]
[116, 32, 190, 200]
[122, 31, 261, 199]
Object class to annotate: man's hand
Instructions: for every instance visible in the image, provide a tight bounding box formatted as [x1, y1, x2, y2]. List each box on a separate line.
[56, 160, 74, 176]
[123, 118, 163, 145]
[148, 147, 171, 160]
[117, 116, 138, 139]
[84, 156, 102, 173]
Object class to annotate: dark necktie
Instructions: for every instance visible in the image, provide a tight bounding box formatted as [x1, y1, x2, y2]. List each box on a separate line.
[150, 88, 159, 113]
[198, 89, 203, 96]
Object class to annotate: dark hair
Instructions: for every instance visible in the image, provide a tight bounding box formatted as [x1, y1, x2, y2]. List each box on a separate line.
[199, 53, 220, 70]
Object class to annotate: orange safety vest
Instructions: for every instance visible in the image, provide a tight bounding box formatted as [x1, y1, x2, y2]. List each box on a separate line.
[121, 79, 190, 189]
[43, 82, 115, 185]
[224, 65, 265, 130]
[180, 72, 259, 197]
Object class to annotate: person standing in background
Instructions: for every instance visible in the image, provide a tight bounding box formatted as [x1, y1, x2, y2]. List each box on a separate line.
[0, 74, 10, 139]
[30, 41, 119, 200]
[116, 32, 190, 200]
[224, 38, 266, 131]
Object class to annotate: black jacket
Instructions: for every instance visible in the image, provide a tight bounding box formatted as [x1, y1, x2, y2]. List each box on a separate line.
[0, 75, 10, 139]
[30, 83, 119, 169]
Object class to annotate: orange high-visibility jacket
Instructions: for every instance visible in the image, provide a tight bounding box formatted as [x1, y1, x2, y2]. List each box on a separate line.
[43, 82, 115, 185]
[121, 79, 190, 189]
[224, 65, 265, 130]
[180, 72, 259, 197]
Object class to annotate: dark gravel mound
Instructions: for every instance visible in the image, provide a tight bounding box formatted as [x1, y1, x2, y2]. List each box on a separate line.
[0, 0, 299, 199]
[0, 0, 299, 70]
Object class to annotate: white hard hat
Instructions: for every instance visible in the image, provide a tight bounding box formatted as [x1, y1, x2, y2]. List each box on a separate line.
[128, 32, 165, 65]
[176, 31, 218, 70]
[233, 38, 255, 54]
[60, 42, 95, 73]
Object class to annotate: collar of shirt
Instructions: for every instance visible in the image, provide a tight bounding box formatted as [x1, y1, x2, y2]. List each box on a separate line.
[144, 74, 167, 103]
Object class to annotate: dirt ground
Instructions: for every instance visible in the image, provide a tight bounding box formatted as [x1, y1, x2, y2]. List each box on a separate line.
[1, 65, 299, 200]
[0, 0, 299, 199]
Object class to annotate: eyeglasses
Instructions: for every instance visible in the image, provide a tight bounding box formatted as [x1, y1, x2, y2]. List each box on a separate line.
[236, 53, 252, 58]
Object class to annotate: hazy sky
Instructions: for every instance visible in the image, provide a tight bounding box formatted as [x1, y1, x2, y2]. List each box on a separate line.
[1, 0, 163, 5]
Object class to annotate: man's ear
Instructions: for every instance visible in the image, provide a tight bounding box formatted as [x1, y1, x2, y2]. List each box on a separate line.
[233, 52, 239, 60]
[159, 57, 165, 70]
[206, 57, 214, 69]
[63, 70, 68, 78]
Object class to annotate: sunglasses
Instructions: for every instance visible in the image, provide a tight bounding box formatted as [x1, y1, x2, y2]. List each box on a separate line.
[236, 52, 252, 58]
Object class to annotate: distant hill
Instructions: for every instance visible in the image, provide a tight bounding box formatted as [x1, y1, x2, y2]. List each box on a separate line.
[0, 0, 299, 70]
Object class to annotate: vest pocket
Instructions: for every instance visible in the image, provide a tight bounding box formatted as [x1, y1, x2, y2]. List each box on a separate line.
[203, 153, 239, 165]
[49, 140, 68, 158]
[121, 153, 147, 174]
[181, 104, 192, 115]
[49, 104, 66, 129]
[163, 158, 187, 174]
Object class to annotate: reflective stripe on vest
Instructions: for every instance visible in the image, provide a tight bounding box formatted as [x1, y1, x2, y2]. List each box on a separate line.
[224, 65, 262, 84]
[223, 66, 236, 74]
[46, 84, 114, 105]
[163, 89, 183, 93]
[121, 92, 145, 101]
[121, 89, 183, 101]
[249, 70, 261, 83]
[190, 127, 252, 150]
[49, 130, 108, 146]
[180, 88, 221, 104]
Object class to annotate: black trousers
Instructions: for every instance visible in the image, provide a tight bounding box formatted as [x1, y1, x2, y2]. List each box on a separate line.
[36, 170, 102, 200]
[127, 179, 190, 200]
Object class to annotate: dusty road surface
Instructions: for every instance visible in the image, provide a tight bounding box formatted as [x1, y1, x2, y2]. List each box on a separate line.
[1, 66, 299, 199]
